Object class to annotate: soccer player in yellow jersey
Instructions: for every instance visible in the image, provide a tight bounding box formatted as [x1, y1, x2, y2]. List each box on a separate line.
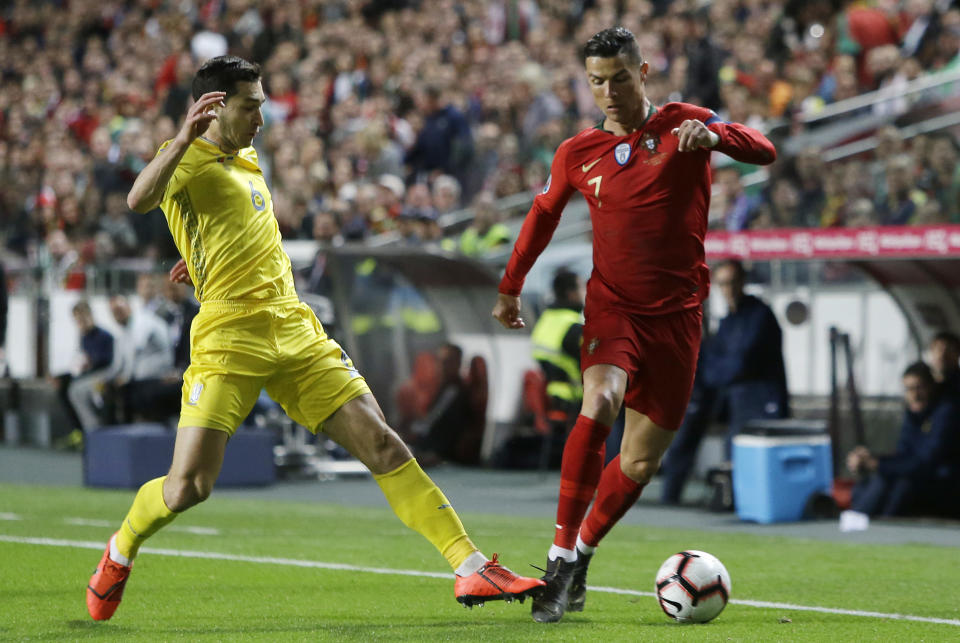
[86, 55, 543, 621]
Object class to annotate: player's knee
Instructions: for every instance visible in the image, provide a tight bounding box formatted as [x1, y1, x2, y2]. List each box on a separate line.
[620, 457, 658, 485]
[365, 422, 412, 473]
[164, 474, 214, 511]
[582, 389, 621, 424]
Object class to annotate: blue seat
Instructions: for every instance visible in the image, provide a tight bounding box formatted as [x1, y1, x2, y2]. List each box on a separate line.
[84, 424, 275, 488]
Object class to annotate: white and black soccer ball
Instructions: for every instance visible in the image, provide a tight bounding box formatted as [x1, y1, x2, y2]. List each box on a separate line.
[655, 550, 731, 623]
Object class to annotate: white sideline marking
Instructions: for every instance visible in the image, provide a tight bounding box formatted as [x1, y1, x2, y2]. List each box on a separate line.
[63, 517, 220, 535]
[1, 534, 958, 627]
[0, 512, 22, 520]
[588, 585, 960, 626]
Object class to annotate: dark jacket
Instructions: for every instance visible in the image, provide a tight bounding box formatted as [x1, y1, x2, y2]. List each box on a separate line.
[81, 326, 114, 373]
[701, 294, 789, 420]
[879, 396, 960, 481]
[405, 104, 473, 178]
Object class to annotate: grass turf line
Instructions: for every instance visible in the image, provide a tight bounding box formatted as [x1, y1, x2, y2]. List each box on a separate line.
[0, 483, 958, 641]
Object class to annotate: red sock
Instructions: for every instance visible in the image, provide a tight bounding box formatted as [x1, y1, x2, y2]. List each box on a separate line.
[553, 415, 611, 550]
[580, 455, 645, 547]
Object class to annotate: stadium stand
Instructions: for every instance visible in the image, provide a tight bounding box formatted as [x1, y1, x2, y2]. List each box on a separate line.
[3, 1, 960, 481]
[2, 0, 960, 272]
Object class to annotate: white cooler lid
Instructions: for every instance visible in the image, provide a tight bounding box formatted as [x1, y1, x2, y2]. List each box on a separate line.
[733, 434, 831, 447]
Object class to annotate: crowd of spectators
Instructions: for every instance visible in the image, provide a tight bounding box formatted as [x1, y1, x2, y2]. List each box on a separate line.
[57, 272, 197, 439]
[3, 0, 960, 282]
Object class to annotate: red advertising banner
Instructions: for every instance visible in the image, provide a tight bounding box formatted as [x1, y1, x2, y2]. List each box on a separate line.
[705, 225, 960, 260]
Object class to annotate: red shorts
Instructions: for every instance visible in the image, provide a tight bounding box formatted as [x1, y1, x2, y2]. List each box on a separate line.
[580, 306, 702, 430]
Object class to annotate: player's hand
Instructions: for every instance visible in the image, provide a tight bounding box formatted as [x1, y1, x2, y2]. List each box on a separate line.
[169, 258, 192, 285]
[175, 91, 226, 146]
[671, 120, 719, 152]
[846, 445, 873, 474]
[492, 292, 525, 329]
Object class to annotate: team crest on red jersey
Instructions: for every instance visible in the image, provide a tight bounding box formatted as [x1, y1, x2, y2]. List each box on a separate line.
[587, 337, 599, 355]
[640, 132, 664, 165]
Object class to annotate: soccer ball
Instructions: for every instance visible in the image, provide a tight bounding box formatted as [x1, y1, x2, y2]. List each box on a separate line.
[655, 550, 731, 623]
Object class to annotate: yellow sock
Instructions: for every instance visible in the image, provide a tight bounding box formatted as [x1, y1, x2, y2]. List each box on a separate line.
[114, 476, 178, 560]
[374, 459, 478, 571]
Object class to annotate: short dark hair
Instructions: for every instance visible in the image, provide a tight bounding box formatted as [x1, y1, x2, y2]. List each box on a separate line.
[192, 55, 262, 101]
[582, 27, 643, 66]
[902, 360, 934, 384]
[931, 330, 960, 351]
[72, 300, 91, 315]
[552, 269, 580, 302]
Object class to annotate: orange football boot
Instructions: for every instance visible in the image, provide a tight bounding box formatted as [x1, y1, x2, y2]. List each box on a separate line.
[454, 553, 546, 607]
[86, 534, 133, 620]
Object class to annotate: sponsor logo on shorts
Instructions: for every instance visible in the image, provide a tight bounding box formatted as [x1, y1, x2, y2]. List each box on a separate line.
[188, 382, 204, 406]
[437, 504, 451, 510]
[587, 337, 599, 355]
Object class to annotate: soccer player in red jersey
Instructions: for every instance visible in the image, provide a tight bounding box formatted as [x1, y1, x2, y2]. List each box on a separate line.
[491, 27, 776, 623]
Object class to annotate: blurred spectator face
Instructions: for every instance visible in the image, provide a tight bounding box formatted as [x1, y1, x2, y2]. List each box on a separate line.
[356, 183, 380, 216]
[866, 45, 900, 83]
[472, 192, 500, 231]
[771, 179, 799, 211]
[110, 295, 131, 326]
[796, 148, 824, 185]
[713, 261, 745, 312]
[312, 211, 340, 244]
[89, 127, 112, 160]
[72, 304, 95, 333]
[902, 372, 933, 414]
[874, 126, 904, 159]
[406, 183, 432, 209]
[104, 192, 127, 218]
[212, 80, 265, 151]
[136, 273, 159, 303]
[60, 196, 82, 227]
[929, 336, 960, 380]
[396, 212, 420, 240]
[842, 161, 871, 198]
[417, 85, 443, 114]
[46, 229, 72, 259]
[929, 136, 958, 174]
[714, 168, 742, 201]
[885, 156, 915, 195]
[846, 198, 878, 227]
[432, 175, 461, 213]
[585, 53, 649, 126]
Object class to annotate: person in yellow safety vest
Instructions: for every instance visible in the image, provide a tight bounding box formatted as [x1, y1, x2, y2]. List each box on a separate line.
[531, 269, 586, 426]
[444, 191, 512, 257]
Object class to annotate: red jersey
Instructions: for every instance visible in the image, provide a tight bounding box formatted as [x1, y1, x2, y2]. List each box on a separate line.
[500, 102, 776, 316]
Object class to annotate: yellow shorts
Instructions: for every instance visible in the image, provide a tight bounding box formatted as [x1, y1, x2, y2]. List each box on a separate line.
[179, 297, 370, 435]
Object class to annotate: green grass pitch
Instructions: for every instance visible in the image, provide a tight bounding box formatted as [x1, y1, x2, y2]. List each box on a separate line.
[0, 483, 958, 641]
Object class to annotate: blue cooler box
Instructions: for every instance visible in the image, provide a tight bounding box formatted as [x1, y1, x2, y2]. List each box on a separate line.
[732, 420, 832, 524]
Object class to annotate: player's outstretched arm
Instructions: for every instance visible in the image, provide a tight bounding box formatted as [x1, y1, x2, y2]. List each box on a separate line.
[492, 292, 525, 329]
[127, 91, 226, 213]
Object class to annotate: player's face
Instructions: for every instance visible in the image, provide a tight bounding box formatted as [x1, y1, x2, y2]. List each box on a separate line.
[218, 80, 265, 150]
[585, 55, 648, 125]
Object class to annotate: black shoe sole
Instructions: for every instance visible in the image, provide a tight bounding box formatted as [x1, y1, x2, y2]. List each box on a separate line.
[457, 585, 544, 608]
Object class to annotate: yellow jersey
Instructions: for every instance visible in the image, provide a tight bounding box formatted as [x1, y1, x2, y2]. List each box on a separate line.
[156, 137, 296, 302]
